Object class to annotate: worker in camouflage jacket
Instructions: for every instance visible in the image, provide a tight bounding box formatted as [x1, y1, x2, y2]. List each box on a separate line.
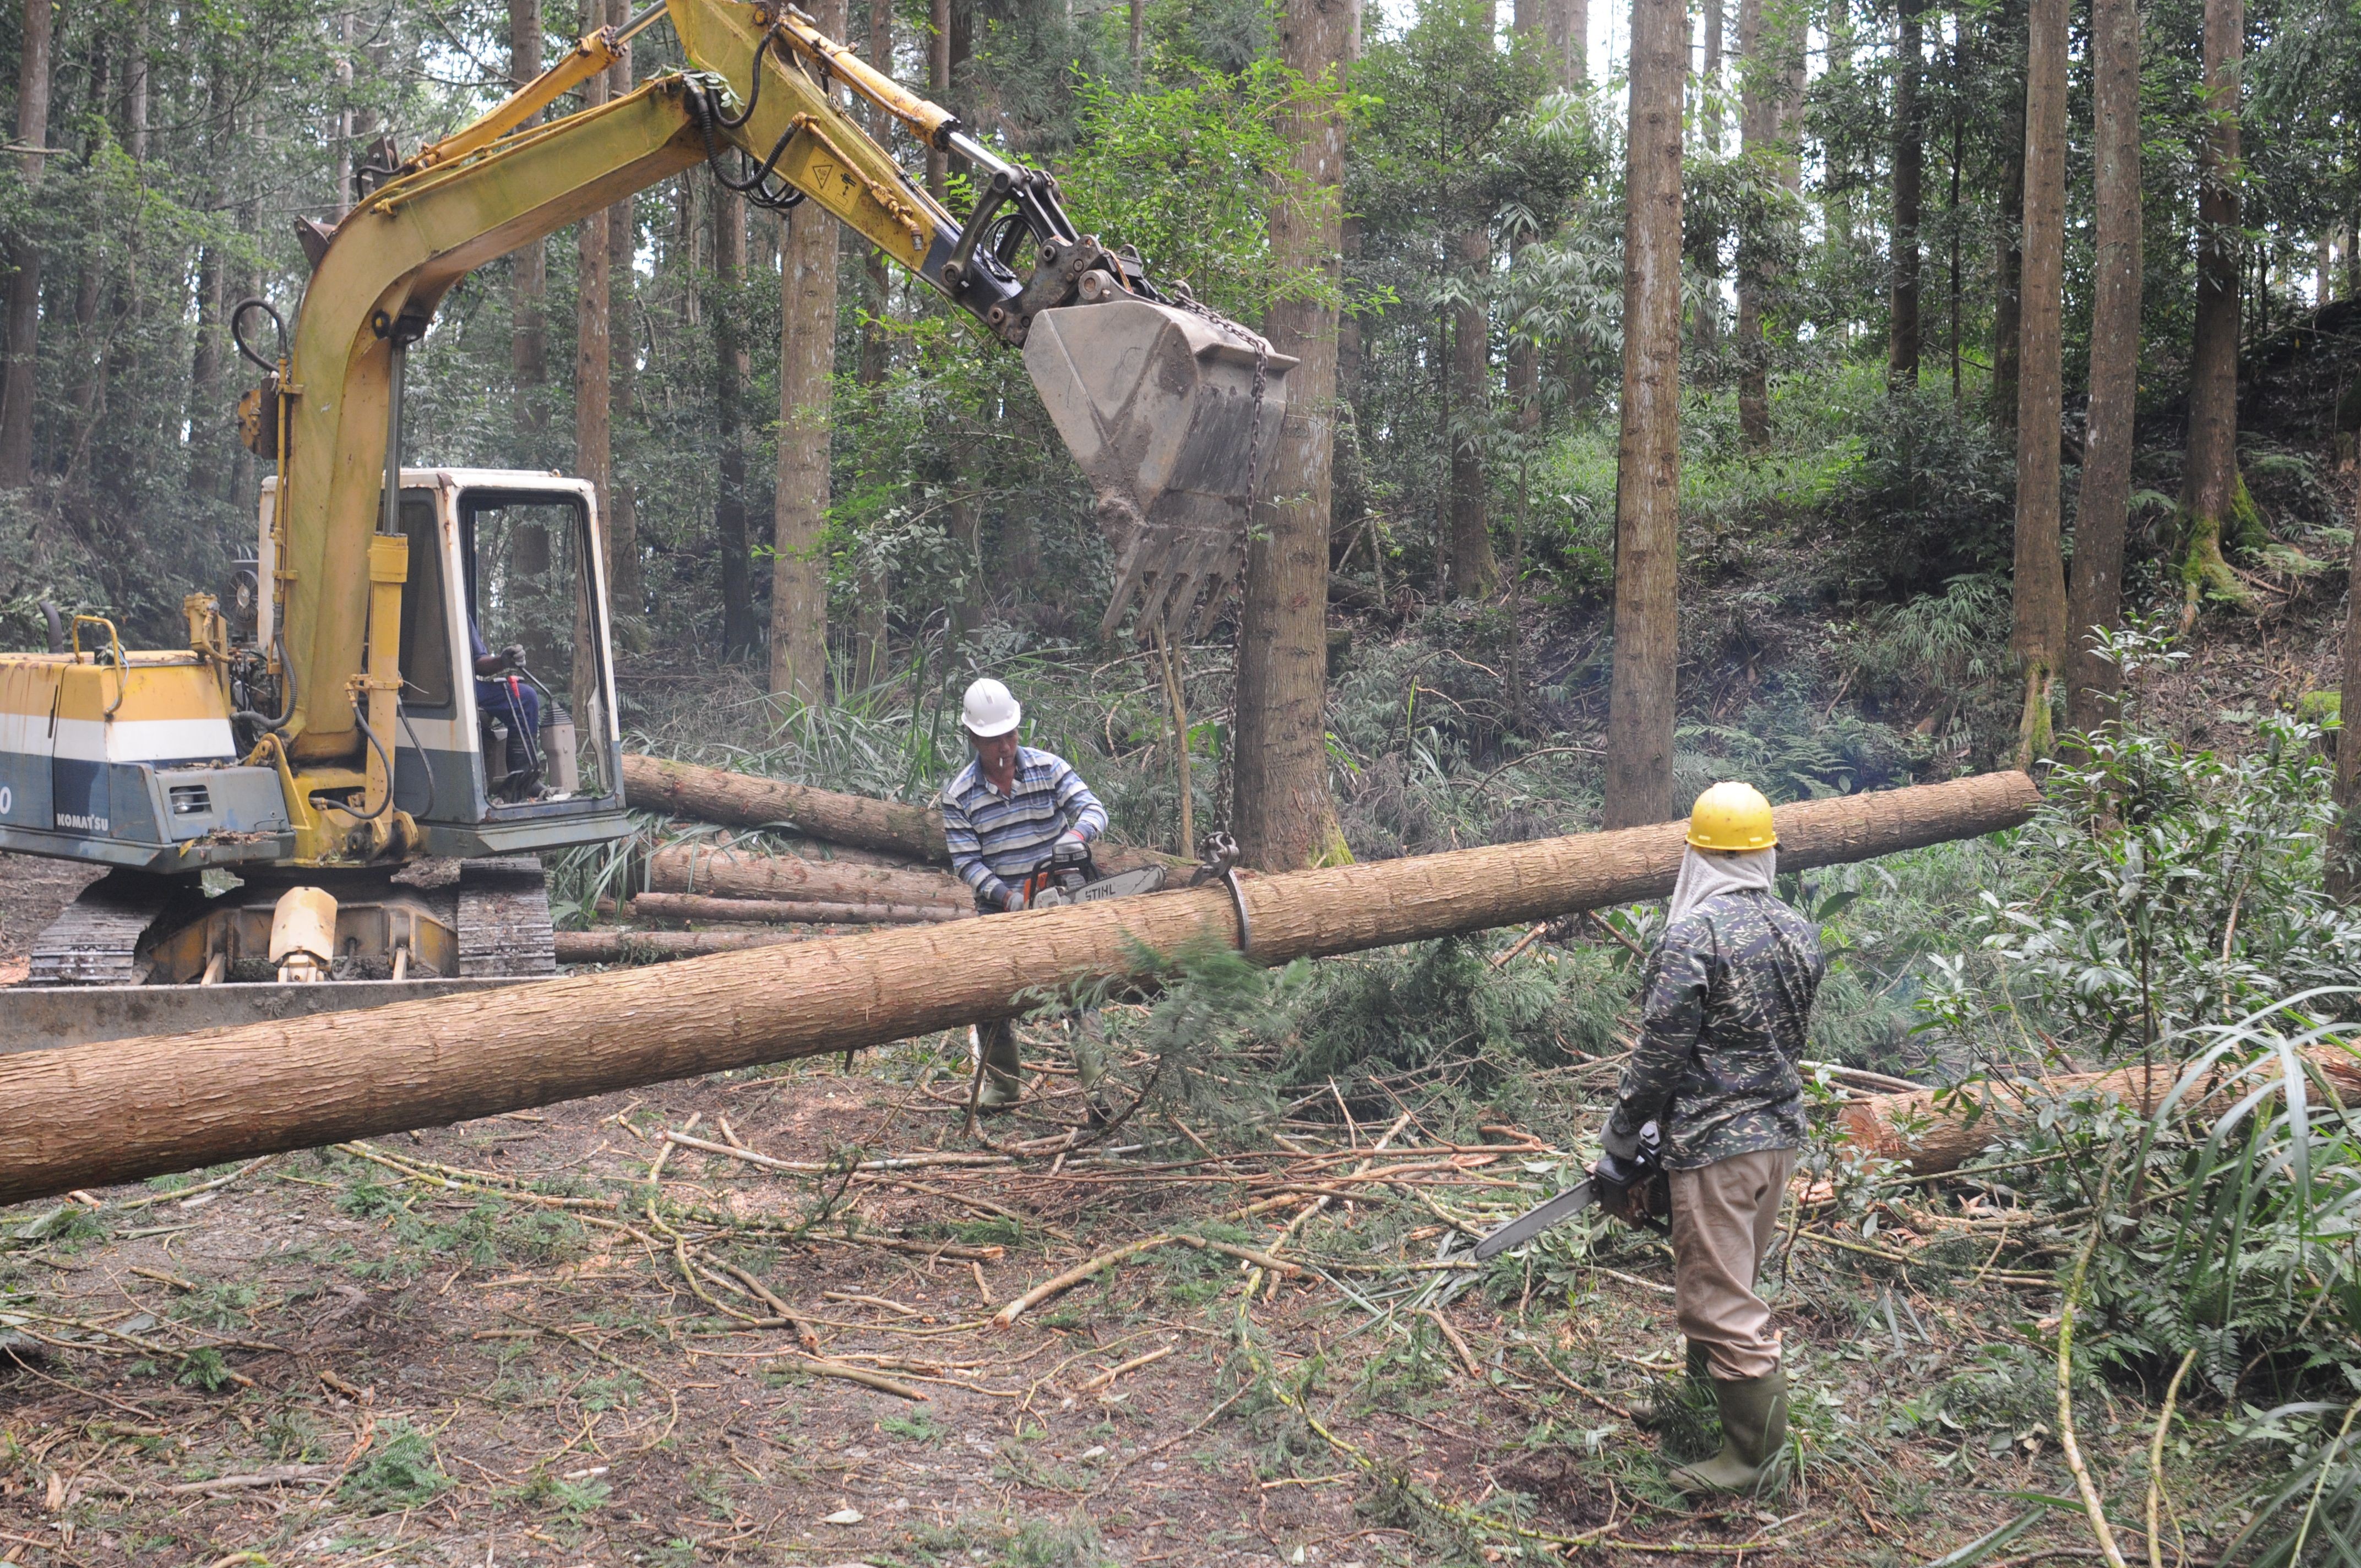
[1598, 780, 1825, 1496]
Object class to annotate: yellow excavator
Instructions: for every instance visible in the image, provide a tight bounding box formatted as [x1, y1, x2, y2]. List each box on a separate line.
[0, 0, 1290, 1047]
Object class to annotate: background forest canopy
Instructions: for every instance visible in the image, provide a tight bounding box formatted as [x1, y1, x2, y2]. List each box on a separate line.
[0, 0, 2351, 805]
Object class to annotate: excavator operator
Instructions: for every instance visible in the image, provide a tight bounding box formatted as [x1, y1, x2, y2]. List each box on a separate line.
[941, 677, 1106, 1109]
[470, 617, 541, 796]
[1601, 781, 1825, 1496]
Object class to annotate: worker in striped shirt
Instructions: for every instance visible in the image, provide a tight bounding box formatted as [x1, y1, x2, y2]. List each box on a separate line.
[942, 677, 1108, 1108]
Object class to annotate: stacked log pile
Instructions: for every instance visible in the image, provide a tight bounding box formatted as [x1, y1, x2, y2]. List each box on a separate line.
[574, 756, 1178, 961]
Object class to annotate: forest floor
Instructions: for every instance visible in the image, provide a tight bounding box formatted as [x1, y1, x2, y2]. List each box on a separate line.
[0, 828, 2264, 1568]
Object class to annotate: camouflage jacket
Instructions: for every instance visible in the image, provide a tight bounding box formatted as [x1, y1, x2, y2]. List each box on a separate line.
[1607, 889, 1826, 1170]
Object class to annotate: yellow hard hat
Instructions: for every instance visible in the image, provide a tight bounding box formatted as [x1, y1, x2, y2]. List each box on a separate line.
[1687, 781, 1777, 851]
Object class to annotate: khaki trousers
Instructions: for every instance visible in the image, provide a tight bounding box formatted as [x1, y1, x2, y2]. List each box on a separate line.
[1668, 1147, 1797, 1382]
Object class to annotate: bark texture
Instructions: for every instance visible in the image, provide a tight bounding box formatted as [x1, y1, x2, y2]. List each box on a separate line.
[510, 0, 547, 438]
[2063, 0, 2142, 735]
[645, 842, 971, 909]
[1989, 0, 2026, 432]
[768, 0, 848, 706]
[573, 1, 611, 546]
[2009, 0, 2069, 767]
[1838, 1047, 2361, 1175]
[0, 772, 2039, 1205]
[714, 183, 758, 655]
[623, 753, 950, 861]
[1888, 0, 1924, 386]
[603, 0, 641, 617]
[2182, 0, 2246, 618]
[2334, 459, 2361, 902]
[1602, 0, 1686, 830]
[1733, 0, 1772, 448]
[1234, 0, 1354, 872]
[558, 930, 821, 962]
[632, 893, 974, 925]
[0, 0, 53, 488]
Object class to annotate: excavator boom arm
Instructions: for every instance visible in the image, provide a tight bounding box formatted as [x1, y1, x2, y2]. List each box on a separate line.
[269, 0, 1287, 766]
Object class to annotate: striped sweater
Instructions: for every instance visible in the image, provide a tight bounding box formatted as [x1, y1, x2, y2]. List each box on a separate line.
[940, 747, 1108, 907]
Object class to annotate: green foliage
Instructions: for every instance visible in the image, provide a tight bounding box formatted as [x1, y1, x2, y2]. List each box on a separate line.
[339, 1422, 449, 1510]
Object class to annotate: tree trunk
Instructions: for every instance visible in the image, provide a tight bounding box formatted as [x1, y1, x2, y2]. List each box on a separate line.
[574, 1, 612, 565]
[1234, 0, 1355, 873]
[510, 0, 546, 440]
[127, 1, 148, 165]
[188, 244, 226, 500]
[1602, 0, 1685, 830]
[1449, 227, 1499, 597]
[1837, 1047, 2361, 1175]
[2181, 0, 2245, 619]
[1888, 0, 1923, 387]
[2062, 0, 2142, 736]
[714, 181, 758, 656]
[0, 772, 2039, 1205]
[624, 753, 952, 860]
[603, 0, 641, 621]
[1553, 0, 1587, 85]
[0, 0, 55, 489]
[2334, 461, 2361, 900]
[2010, 0, 2068, 767]
[1734, 0, 1771, 448]
[1989, 0, 2026, 431]
[645, 842, 971, 908]
[770, 0, 846, 708]
[630, 893, 975, 926]
[928, 0, 950, 198]
[856, 0, 894, 691]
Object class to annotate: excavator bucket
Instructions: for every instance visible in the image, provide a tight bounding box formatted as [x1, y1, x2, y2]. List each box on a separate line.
[1024, 300, 1296, 641]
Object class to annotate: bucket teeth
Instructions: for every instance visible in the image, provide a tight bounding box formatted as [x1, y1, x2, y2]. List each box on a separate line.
[1024, 298, 1296, 643]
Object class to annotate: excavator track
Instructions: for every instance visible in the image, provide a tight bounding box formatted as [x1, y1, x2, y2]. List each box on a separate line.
[26, 873, 172, 987]
[456, 858, 558, 978]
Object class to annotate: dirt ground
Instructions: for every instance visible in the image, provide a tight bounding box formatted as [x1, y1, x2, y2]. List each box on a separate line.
[0, 1052, 2237, 1568]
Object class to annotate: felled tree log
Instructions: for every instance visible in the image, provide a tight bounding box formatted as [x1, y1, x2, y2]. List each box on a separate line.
[624, 754, 1191, 878]
[644, 842, 971, 910]
[629, 893, 973, 927]
[1836, 1041, 2361, 1175]
[556, 929, 821, 962]
[0, 771, 2037, 1205]
[624, 754, 948, 861]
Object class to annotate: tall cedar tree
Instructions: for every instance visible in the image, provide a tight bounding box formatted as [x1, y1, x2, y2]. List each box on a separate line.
[2010, 0, 2068, 764]
[714, 182, 757, 656]
[605, 0, 642, 617]
[1889, 0, 1923, 385]
[1733, 0, 1773, 448]
[771, 0, 847, 704]
[853, 0, 894, 689]
[1602, 0, 1685, 827]
[512, 1, 547, 440]
[2336, 454, 2361, 900]
[1235, 0, 1357, 870]
[1448, 0, 1500, 600]
[0, 0, 52, 488]
[575, 1, 611, 565]
[1989, 0, 2026, 429]
[2063, 0, 2142, 731]
[2182, 0, 2246, 617]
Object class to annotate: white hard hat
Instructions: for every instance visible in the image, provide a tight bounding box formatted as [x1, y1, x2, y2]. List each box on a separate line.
[961, 677, 1022, 738]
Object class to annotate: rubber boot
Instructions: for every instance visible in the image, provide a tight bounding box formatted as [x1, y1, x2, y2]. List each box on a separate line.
[1630, 1339, 1713, 1431]
[1666, 1368, 1788, 1495]
[975, 1021, 1025, 1111]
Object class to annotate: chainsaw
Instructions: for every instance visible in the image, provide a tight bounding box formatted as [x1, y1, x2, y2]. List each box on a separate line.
[1429, 1122, 1667, 1304]
[1015, 846, 1168, 909]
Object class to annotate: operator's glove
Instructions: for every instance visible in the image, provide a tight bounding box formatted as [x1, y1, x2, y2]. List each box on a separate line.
[1050, 830, 1091, 869]
[1591, 1117, 1664, 1231]
[999, 884, 1029, 912]
[501, 643, 527, 671]
[1598, 1114, 1644, 1161]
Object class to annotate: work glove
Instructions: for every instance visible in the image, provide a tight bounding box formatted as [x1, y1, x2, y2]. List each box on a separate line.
[501, 643, 527, 671]
[1050, 830, 1091, 869]
[999, 884, 1029, 912]
[1598, 1115, 1644, 1161]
